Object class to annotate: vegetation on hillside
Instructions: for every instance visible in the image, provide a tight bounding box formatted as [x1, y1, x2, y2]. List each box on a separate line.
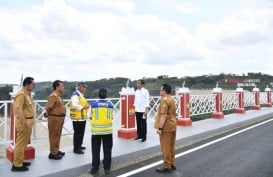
[0, 85, 12, 100]
[0, 72, 272, 100]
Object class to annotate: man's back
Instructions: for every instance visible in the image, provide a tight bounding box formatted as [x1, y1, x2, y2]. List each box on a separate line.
[91, 99, 114, 135]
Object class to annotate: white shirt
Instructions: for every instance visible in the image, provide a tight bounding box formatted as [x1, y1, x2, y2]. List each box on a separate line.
[134, 87, 150, 112]
[71, 90, 84, 110]
[71, 90, 91, 121]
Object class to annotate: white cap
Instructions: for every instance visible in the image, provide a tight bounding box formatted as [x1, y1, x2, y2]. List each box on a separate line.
[120, 87, 135, 95]
[236, 88, 244, 92]
[178, 87, 190, 93]
[213, 87, 222, 93]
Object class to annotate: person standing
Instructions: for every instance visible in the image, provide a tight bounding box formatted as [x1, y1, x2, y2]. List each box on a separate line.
[11, 77, 35, 172]
[70, 83, 89, 154]
[154, 84, 177, 173]
[45, 80, 66, 160]
[90, 88, 114, 175]
[134, 79, 150, 142]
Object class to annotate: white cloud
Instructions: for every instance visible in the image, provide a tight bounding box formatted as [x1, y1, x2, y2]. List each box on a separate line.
[77, 0, 135, 14]
[148, 0, 199, 16]
[191, 0, 273, 76]
[0, 0, 206, 83]
[197, 0, 273, 49]
[148, 0, 169, 6]
[175, 2, 199, 15]
[1, 0, 273, 84]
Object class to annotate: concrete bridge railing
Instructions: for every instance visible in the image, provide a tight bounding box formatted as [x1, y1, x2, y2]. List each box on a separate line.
[0, 90, 272, 152]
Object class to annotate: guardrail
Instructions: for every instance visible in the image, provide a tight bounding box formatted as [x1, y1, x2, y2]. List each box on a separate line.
[0, 101, 9, 146]
[0, 91, 272, 146]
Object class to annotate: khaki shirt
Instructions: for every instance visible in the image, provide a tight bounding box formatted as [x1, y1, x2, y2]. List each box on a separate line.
[46, 91, 66, 116]
[154, 94, 176, 132]
[13, 88, 34, 118]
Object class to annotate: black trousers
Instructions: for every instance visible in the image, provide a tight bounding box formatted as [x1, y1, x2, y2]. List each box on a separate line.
[135, 112, 147, 139]
[91, 134, 113, 171]
[72, 120, 86, 151]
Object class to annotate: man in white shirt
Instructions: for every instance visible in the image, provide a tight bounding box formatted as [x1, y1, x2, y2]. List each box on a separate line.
[70, 83, 90, 154]
[133, 79, 150, 142]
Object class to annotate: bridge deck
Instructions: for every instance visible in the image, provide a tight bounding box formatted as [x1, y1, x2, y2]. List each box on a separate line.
[1, 108, 273, 177]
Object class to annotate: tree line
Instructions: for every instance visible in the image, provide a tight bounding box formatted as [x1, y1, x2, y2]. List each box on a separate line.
[0, 72, 272, 100]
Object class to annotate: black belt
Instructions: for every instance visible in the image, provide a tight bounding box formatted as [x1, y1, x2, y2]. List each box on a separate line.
[16, 117, 34, 119]
[49, 114, 65, 117]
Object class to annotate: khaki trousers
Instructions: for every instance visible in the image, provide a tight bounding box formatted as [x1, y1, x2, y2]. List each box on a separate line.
[13, 118, 34, 167]
[160, 131, 176, 169]
[48, 117, 64, 155]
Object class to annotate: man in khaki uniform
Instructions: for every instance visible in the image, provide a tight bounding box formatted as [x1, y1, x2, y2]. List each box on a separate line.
[45, 80, 66, 160]
[154, 84, 177, 173]
[11, 77, 35, 172]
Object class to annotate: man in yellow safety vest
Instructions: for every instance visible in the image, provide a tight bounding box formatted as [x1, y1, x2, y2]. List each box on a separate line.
[70, 83, 90, 154]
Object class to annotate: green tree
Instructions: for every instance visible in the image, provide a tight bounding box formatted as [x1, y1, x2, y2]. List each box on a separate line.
[0, 85, 12, 100]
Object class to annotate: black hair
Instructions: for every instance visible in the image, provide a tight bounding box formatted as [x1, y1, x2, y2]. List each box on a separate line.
[161, 84, 172, 94]
[98, 88, 107, 99]
[52, 80, 63, 90]
[23, 77, 34, 86]
[78, 82, 88, 88]
[138, 79, 145, 85]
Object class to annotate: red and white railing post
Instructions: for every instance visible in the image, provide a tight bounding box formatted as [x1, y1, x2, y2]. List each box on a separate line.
[117, 87, 137, 139]
[176, 87, 192, 126]
[264, 87, 272, 107]
[235, 88, 245, 113]
[252, 87, 261, 110]
[211, 87, 224, 119]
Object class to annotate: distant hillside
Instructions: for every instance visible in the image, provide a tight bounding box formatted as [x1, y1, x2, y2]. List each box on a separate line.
[1, 72, 273, 100]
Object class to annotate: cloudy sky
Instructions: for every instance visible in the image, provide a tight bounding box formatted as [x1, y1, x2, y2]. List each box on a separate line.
[0, 0, 273, 84]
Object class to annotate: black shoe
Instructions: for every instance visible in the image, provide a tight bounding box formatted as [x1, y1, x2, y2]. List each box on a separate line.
[89, 169, 99, 175]
[80, 146, 86, 150]
[134, 137, 141, 140]
[171, 165, 176, 170]
[141, 138, 146, 142]
[48, 153, 62, 160]
[23, 162, 31, 166]
[105, 168, 111, 174]
[58, 151, 65, 156]
[74, 150, 84, 154]
[155, 167, 172, 173]
[11, 165, 29, 172]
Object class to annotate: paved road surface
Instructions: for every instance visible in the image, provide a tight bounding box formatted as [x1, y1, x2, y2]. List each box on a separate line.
[108, 118, 273, 177]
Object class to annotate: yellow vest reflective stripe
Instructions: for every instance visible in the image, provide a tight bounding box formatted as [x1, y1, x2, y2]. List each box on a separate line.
[91, 100, 113, 135]
[70, 92, 88, 120]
